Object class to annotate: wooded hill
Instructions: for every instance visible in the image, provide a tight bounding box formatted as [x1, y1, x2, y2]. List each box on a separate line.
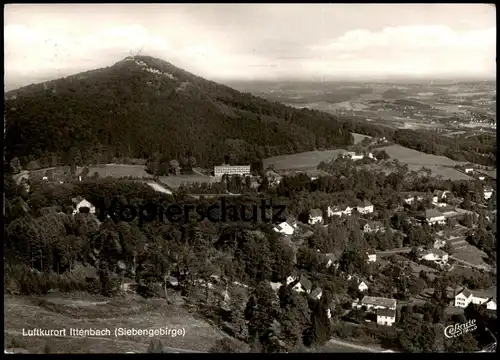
[5, 55, 354, 167]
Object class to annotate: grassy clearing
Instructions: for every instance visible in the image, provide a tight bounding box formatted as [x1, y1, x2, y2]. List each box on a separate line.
[451, 243, 489, 267]
[378, 145, 466, 167]
[352, 132, 372, 144]
[86, 164, 150, 179]
[4, 293, 224, 353]
[263, 149, 346, 171]
[158, 175, 218, 189]
[377, 144, 472, 180]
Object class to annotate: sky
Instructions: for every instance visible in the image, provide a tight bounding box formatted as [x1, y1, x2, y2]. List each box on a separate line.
[4, 4, 496, 90]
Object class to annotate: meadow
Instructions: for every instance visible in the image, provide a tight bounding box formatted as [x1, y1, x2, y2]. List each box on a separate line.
[4, 293, 224, 353]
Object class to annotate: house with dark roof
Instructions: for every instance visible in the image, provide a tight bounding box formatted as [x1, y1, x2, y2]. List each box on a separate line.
[308, 208, 324, 225]
[424, 209, 446, 225]
[310, 287, 323, 300]
[357, 200, 374, 215]
[324, 253, 338, 268]
[354, 296, 397, 311]
[454, 287, 497, 309]
[484, 187, 494, 200]
[376, 308, 396, 326]
[432, 190, 450, 203]
[286, 272, 312, 294]
[362, 220, 385, 233]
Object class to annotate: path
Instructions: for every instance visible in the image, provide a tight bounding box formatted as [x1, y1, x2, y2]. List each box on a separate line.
[326, 338, 383, 353]
[376, 247, 412, 256]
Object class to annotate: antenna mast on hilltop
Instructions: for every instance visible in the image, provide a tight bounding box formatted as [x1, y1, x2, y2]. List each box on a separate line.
[129, 46, 145, 60]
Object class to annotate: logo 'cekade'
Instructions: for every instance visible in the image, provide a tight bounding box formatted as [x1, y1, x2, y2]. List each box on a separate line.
[444, 319, 477, 339]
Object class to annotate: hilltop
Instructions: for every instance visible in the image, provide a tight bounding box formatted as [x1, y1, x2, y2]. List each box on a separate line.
[4, 55, 354, 167]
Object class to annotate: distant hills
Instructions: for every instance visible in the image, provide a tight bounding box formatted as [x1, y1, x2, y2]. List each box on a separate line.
[4, 56, 354, 167]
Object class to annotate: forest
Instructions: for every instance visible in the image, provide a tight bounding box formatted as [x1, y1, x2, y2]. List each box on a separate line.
[4, 56, 353, 168]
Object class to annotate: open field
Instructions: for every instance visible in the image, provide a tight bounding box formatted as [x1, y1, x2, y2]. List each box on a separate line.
[451, 242, 490, 268]
[263, 149, 346, 171]
[352, 132, 372, 144]
[4, 293, 224, 353]
[377, 144, 472, 180]
[158, 175, 218, 189]
[86, 164, 150, 178]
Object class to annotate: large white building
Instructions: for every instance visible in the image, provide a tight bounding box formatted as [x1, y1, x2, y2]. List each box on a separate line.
[454, 288, 497, 310]
[214, 165, 251, 176]
[353, 296, 396, 311]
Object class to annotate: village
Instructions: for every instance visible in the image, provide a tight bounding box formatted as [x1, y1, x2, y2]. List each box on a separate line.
[8, 139, 496, 354]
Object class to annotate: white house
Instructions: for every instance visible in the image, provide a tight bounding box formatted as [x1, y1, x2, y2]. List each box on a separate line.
[485, 298, 497, 311]
[273, 219, 298, 235]
[344, 152, 364, 161]
[270, 282, 282, 292]
[420, 249, 449, 264]
[376, 309, 396, 326]
[404, 193, 424, 205]
[432, 190, 450, 204]
[363, 220, 385, 233]
[286, 272, 312, 294]
[433, 239, 446, 249]
[323, 253, 338, 268]
[358, 281, 369, 292]
[72, 197, 96, 215]
[424, 209, 446, 225]
[354, 296, 397, 311]
[42, 176, 48, 181]
[478, 176, 485, 181]
[484, 188, 493, 200]
[366, 249, 377, 263]
[308, 209, 323, 225]
[327, 205, 352, 217]
[454, 288, 496, 309]
[357, 200, 374, 214]
[464, 168, 474, 174]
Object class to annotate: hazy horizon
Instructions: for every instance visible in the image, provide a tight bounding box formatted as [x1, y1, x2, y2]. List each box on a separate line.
[5, 4, 496, 91]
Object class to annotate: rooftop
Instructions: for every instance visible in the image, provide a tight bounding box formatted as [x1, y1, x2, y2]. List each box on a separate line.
[310, 287, 323, 298]
[377, 308, 396, 318]
[310, 209, 323, 217]
[299, 274, 312, 291]
[429, 248, 448, 257]
[361, 296, 396, 308]
[358, 200, 373, 207]
[425, 209, 443, 219]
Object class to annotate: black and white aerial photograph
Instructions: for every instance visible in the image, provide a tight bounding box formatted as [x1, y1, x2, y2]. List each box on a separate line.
[4, 3, 497, 354]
